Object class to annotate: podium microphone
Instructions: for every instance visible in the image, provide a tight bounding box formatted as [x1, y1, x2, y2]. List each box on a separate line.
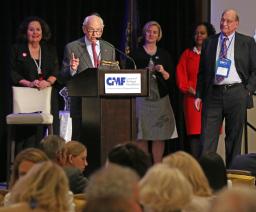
[96, 38, 137, 69]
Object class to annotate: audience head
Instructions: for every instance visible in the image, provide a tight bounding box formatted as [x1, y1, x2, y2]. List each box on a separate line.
[83, 196, 142, 212]
[64, 140, 88, 172]
[140, 164, 193, 212]
[142, 21, 162, 44]
[199, 152, 227, 192]
[209, 185, 256, 212]
[9, 148, 49, 188]
[82, 14, 104, 43]
[40, 135, 66, 164]
[230, 153, 256, 176]
[16, 16, 52, 43]
[107, 142, 151, 177]
[10, 161, 70, 212]
[163, 151, 212, 197]
[85, 164, 139, 202]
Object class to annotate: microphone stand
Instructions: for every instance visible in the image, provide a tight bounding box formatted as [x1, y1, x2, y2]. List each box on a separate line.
[97, 38, 137, 70]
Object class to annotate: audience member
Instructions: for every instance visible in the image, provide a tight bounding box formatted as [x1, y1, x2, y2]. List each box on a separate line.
[163, 151, 212, 196]
[139, 164, 193, 212]
[208, 185, 256, 212]
[130, 20, 177, 163]
[63, 141, 88, 194]
[85, 164, 140, 206]
[0, 202, 45, 212]
[8, 148, 48, 189]
[5, 148, 49, 206]
[176, 22, 216, 158]
[64, 141, 88, 172]
[230, 153, 256, 176]
[83, 196, 142, 212]
[199, 152, 227, 192]
[107, 142, 151, 177]
[9, 161, 72, 212]
[163, 151, 212, 211]
[40, 135, 66, 165]
[40, 137, 88, 194]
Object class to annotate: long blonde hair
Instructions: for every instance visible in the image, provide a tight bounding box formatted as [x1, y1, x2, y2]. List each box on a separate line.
[140, 164, 193, 212]
[9, 148, 49, 188]
[10, 161, 70, 212]
[163, 151, 212, 197]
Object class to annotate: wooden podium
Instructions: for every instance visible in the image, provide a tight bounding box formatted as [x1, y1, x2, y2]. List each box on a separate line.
[67, 69, 149, 174]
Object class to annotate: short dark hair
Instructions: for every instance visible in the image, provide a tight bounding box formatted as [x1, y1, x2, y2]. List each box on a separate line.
[108, 142, 151, 177]
[199, 152, 227, 192]
[16, 16, 52, 43]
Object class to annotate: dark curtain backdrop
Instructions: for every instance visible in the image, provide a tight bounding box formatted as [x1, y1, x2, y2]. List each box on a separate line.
[0, 0, 206, 180]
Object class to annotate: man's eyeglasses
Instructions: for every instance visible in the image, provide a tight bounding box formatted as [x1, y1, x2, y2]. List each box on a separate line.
[86, 28, 103, 34]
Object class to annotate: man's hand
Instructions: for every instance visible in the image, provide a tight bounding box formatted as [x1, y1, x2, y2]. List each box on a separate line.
[70, 52, 79, 71]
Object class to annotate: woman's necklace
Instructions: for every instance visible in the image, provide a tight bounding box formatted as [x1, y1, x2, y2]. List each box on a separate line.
[31, 47, 42, 74]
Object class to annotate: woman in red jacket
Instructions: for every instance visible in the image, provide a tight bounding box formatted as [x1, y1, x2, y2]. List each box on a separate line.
[176, 23, 215, 158]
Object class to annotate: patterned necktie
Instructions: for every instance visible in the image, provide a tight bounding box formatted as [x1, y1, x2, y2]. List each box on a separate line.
[220, 37, 228, 58]
[216, 36, 228, 82]
[91, 42, 99, 68]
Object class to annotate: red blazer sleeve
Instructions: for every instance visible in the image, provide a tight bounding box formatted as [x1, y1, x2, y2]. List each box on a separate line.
[176, 49, 190, 94]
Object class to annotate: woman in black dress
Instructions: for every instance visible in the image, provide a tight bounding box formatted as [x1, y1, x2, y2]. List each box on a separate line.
[131, 21, 177, 163]
[10, 16, 60, 150]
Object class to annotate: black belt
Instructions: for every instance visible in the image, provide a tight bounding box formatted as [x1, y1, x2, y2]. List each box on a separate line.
[213, 83, 243, 90]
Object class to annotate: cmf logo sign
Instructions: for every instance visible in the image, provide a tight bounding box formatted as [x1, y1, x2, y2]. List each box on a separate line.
[106, 77, 126, 86]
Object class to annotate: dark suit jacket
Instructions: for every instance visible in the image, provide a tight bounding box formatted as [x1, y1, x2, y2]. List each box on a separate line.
[63, 166, 88, 194]
[10, 42, 60, 132]
[10, 42, 59, 83]
[60, 37, 116, 82]
[196, 32, 256, 108]
[59, 37, 116, 118]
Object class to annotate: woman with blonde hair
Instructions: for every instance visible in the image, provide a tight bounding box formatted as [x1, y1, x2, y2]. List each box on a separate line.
[63, 141, 88, 194]
[163, 151, 212, 212]
[8, 148, 49, 189]
[64, 141, 88, 172]
[139, 164, 193, 212]
[163, 151, 212, 196]
[4, 148, 49, 206]
[9, 161, 71, 212]
[130, 21, 177, 163]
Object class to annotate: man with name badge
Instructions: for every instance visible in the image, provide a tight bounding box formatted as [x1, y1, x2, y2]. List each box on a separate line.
[195, 9, 256, 167]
